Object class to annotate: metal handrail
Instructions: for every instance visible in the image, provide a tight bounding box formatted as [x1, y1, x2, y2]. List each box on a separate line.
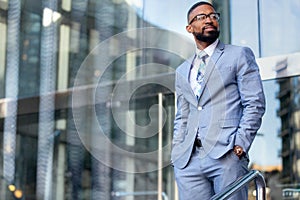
[211, 170, 266, 200]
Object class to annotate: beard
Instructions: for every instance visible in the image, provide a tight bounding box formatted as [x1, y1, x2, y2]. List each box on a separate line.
[193, 28, 220, 44]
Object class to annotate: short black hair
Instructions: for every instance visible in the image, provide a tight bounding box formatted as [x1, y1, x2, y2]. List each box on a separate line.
[187, 1, 216, 22]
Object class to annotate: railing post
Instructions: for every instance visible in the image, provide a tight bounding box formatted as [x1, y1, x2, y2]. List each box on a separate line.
[255, 171, 267, 199]
[211, 170, 266, 200]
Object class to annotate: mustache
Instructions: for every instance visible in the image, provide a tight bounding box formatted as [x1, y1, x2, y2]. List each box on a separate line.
[202, 25, 218, 31]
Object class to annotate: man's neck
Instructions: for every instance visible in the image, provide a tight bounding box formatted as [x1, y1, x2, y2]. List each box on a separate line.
[195, 39, 219, 57]
[196, 40, 216, 50]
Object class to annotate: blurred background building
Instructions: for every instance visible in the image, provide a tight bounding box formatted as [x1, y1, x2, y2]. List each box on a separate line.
[0, 0, 300, 199]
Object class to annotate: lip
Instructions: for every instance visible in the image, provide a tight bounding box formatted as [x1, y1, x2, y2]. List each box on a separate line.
[203, 26, 216, 31]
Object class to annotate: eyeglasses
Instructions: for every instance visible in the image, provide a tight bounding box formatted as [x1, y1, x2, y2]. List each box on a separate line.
[189, 13, 220, 24]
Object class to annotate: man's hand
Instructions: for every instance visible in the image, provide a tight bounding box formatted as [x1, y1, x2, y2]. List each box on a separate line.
[233, 145, 244, 157]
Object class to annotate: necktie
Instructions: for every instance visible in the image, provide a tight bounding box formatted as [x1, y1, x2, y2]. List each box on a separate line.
[195, 51, 207, 99]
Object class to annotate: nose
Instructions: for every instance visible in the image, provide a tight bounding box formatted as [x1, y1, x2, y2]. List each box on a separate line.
[204, 16, 213, 23]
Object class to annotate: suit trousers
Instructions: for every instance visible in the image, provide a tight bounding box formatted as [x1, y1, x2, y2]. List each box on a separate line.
[174, 146, 249, 200]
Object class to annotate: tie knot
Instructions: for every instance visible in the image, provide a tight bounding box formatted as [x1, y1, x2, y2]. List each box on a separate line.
[198, 50, 207, 59]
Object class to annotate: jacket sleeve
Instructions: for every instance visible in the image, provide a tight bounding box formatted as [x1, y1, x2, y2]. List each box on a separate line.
[235, 47, 266, 152]
[173, 71, 190, 147]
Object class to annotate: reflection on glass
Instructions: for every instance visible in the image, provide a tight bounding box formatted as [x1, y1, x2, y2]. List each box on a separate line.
[0, 23, 6, 98]
[58, 24, 70, 91]
[42, 7, 61, 27]
[36, 0, 58, 198]
[3, 0, 20, 191]
[61, 0, 71, 12]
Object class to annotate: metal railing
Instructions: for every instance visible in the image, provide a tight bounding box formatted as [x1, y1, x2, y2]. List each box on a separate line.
[112, 170, 265, 200]
[211, 170, 266, 200]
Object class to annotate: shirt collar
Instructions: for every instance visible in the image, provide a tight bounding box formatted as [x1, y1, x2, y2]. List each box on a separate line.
[195, 39, 219, 57]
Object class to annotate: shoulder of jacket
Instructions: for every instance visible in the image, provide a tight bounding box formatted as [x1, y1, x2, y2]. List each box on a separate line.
[176, 56, 194, 71]
[223, 43, 252, 52]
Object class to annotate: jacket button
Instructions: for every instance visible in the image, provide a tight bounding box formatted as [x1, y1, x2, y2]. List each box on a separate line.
[198, 106, 203, 111]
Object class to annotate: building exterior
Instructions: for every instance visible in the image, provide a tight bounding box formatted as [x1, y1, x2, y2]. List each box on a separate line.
[0, 0, 300, 199]
[277, 76, 300, 183]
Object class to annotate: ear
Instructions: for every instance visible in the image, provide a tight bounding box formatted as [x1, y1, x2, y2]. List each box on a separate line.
[186, 25, 193, 33]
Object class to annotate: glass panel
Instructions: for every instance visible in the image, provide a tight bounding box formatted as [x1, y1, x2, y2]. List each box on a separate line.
[230, 0, 259, 56]
[0, 22, 6, 98]
[19, 4, 41, 98]
[259, 0, 300, 57]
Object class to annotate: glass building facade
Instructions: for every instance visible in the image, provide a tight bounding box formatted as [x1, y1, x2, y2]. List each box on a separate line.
[0, 0, 300, 199]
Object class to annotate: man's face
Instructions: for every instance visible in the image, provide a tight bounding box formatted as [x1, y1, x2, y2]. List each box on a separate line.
[186, 5, 220, 43]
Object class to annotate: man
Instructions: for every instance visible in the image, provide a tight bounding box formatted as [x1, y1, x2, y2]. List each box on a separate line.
[171, 1, 265, 199]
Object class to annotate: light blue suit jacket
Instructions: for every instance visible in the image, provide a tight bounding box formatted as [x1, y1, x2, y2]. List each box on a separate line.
[171, 41, 266, 169]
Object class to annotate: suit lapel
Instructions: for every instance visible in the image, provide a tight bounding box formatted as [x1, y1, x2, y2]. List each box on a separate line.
[178, 56, 198, 107]
[197, 41, 225, 101]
